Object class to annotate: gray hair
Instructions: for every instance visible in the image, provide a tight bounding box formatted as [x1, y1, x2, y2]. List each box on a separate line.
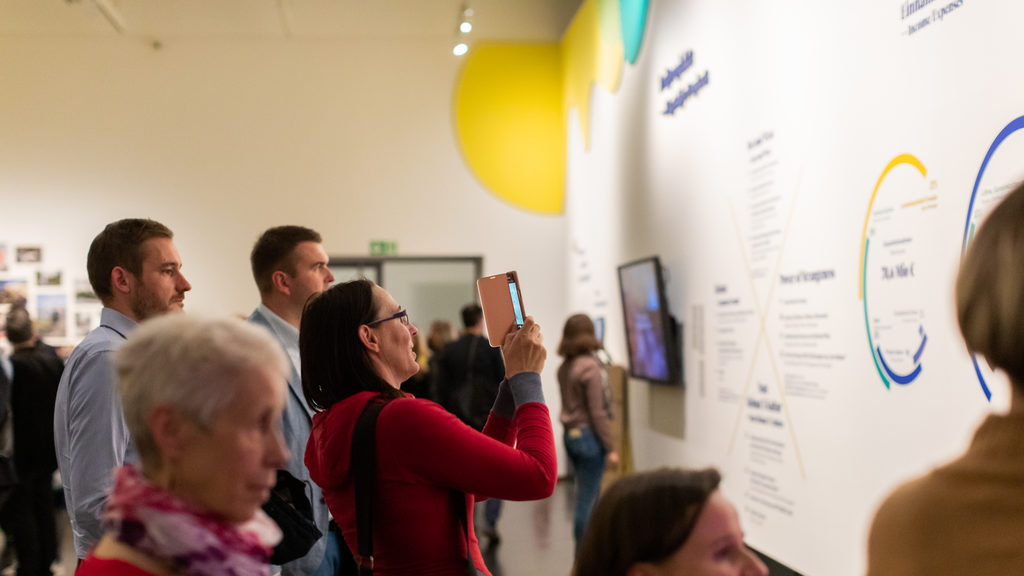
[116, 314, 288, 469]
[957, 181, 1024, 389]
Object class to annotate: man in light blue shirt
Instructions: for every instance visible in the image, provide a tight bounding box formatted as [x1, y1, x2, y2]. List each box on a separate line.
[248, 226, 339, 576]
[53, 218, 192, 560]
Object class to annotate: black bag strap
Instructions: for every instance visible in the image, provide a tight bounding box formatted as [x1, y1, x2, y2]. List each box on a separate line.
[451, 492, 478, 576]
[353, 398, 478, 576]
[353, 399, 387, 576]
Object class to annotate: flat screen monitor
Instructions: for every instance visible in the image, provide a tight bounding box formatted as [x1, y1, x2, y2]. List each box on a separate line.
[617, 256, 679, 384]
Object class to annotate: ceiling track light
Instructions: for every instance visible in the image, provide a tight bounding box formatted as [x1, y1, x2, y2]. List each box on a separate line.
[453, 2, 473, 56]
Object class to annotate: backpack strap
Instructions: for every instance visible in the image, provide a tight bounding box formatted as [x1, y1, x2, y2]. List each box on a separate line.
[353, 397, 479, 576]
[353, 399, 387, 576]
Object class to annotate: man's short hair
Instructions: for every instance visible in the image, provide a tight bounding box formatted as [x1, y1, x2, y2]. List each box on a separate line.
[250, 226, 323, 295]
[461, 303, 483, 329]
[87, 219, 174, 303]
[4, 306, 33, 345]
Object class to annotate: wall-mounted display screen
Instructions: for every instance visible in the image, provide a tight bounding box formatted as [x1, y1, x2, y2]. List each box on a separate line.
[617, 256, 679, 384]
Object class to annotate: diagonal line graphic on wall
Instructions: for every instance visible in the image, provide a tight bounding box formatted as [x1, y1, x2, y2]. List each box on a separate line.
[726, 168, 807, 480]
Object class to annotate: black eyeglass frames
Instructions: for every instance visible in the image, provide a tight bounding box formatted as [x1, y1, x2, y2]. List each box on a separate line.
[366, 309, 410, 327]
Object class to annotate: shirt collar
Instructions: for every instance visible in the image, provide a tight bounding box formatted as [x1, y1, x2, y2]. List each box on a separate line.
[257, 303, 300, 370]
[100, 307, 138, 338]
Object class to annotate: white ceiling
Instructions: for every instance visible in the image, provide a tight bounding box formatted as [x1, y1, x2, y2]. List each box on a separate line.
[0, 0, 582, 42]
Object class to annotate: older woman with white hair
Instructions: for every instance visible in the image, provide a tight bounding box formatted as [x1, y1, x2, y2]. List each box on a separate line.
[76, 315, 290, 576]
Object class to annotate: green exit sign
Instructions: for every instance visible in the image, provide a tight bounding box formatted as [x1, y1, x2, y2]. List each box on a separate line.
[369, 240, 398, 256]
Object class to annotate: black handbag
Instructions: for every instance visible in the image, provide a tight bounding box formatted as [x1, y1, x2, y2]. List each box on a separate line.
[263, 469, 323, 565]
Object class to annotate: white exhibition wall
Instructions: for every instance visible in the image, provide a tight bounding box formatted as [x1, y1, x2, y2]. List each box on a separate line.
[0, 32, 569, 466]
[565, 1, 1022, 574]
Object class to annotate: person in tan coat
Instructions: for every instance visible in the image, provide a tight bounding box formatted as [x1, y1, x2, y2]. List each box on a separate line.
[866, 181, 1024, 575]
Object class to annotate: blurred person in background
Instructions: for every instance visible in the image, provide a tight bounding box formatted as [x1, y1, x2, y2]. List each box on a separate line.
[437, 304, 505, 430]
[399, 333, 431, 400]
[573, 468, 767, 576]
[557, 314, 618, 551]
[866, 181, 1024, 575]
[436, 304, 507, 545]
[77, 314, 289, 576]
[424, 320, 454, 403]
[0, 306, 64, 576]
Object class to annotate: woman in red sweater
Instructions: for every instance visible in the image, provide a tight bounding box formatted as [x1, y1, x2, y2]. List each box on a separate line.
[300, 279, 557, 576]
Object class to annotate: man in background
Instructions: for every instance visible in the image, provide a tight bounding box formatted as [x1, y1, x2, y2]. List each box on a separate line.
[248, 226, 341, 576]
[1, 306, 64, 575]
[54, 218, 192, 560]
[437, 303, 506, 545]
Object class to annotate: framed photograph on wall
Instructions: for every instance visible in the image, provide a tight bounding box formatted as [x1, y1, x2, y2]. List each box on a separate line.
[74, 304, 102, 340]
[37, 269, 63, 287]
[74, 278, 99, 303]
[0, 278, 28, 307]
[15, 245, 42, 264]
[36, 293, 67, 340]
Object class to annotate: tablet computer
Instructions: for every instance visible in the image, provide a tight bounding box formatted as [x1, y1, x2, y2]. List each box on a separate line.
[476, 270, 526, 347]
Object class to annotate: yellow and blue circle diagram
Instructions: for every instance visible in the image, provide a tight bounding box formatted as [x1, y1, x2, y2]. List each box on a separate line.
[859, 155, 938, 390]
[961, 115, 1024, 401]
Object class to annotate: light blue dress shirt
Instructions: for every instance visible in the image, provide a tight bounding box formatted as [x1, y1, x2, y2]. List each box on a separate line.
[53, 307, 138, 558]
[250, 304, 330, 576]
[258, 303, 301, 377]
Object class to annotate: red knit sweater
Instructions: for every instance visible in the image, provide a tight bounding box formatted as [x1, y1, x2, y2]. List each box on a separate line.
[306, 391, 556, 576]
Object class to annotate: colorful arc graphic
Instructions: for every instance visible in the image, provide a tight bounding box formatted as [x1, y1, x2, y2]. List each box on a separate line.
[859, 154, 928, 390]
[961, 115, 1024, 401]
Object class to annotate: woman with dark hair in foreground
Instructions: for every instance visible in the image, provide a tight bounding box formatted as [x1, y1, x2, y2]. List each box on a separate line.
[574, 468, 767, 576]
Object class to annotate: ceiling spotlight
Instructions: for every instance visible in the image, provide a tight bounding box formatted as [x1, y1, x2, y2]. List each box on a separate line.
[453, 43, 469, 57]
[460, 21, 473, 34]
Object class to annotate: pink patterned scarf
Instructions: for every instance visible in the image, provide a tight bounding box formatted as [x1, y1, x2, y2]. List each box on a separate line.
[104, 465, 282, 576]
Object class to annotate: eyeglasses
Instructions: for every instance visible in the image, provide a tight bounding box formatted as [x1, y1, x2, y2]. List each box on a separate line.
[366, 309, 410, 327]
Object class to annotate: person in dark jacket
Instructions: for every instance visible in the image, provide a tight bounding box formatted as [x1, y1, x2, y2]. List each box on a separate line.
[436, 304, 506, 544]
[437, 304, 505, 430]
[1, 306, 64, 576]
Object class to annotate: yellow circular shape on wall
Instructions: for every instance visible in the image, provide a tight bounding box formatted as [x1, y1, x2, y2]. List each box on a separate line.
[453, 43, 565, 214]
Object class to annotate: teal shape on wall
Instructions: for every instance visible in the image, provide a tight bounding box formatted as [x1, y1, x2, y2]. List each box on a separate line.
[620, 0, 649, 65]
